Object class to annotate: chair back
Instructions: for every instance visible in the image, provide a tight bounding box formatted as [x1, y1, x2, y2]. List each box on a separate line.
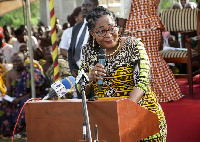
[160, 8, 200, 97]
[161, 8, 198, 32]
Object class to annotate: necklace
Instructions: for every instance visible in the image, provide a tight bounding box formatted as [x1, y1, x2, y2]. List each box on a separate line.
[106, 40, 121, 57]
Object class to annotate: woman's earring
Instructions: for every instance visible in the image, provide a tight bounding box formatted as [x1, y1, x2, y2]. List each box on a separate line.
[93, 39, 95, 48]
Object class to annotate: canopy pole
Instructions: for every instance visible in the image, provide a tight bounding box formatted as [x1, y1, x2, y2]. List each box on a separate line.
[25, 0, 36, 98]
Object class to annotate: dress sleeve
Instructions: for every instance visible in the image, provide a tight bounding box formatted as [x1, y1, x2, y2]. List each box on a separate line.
[133, 41, 150, 94]
[119, 0, 132, 19]
[78, 45, 89, 73]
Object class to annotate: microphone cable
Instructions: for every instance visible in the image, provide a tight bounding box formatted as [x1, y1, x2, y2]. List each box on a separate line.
[12, 98, 42, 142]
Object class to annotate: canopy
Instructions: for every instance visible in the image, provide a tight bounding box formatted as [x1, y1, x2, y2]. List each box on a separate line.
[0, 0, 38, 16]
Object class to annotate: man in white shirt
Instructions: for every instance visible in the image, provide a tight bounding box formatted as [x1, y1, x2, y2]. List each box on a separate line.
[13, 28, 39, 55]
[3, 25, 17, 47]
[0, 26, 13, 64]
[59, 6, 83, 59]
[68, 0, 99, 77]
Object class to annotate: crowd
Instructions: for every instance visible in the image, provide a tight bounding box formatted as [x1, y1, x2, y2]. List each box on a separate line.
[0, 0, 199, 141]
[0, 3, 80, 139]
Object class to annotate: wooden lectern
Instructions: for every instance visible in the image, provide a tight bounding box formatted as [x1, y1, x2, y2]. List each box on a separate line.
[25, 99, 159, 142]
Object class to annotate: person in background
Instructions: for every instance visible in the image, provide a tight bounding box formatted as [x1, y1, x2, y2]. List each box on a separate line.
[11, 27, 17, 37]
[0, 53, 8, 88]
[31, 24, 40, 40]
[68, 0, 99, 77]
[79, 6, 167, 141]
[180, 0, 190, 8]
[37, 20, 46, 38]
[118, 0, 182, 102]
[13, 28, 39, 54]
[197, 0, 200, 8]
[59, 6, 83, 59]
[62, 22, 69, 31]
[184, 2, 197, 8]
[0, 54, 7, 98]
[3, 25, 17, 47]
[19, 43, 44, 75]
[42, 46, 73, 98]
[172, 2, 183, 9]
[0, 26, 13, 64]
[56, 18, 63, 46]
[0, 52, 45, 137]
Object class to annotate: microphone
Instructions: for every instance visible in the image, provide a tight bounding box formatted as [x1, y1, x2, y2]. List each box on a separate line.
[43, 76, 75, 100]
[98, 48, 106, 91]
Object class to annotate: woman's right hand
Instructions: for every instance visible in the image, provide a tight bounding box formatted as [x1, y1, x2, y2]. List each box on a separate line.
[88, 63, 106, 83]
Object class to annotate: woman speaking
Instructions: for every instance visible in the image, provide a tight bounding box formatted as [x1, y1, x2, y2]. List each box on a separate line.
[78, 6, 167, 141]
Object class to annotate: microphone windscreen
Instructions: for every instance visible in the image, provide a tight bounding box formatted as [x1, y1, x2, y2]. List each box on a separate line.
[67, 76, 76, 86]
[62, 76, 76, 89]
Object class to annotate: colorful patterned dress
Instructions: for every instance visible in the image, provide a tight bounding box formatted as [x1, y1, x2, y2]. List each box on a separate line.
[0, 63, 8, 85]
[0, 64, 7, 96]
[80, 37, 167, 141]
[121, 0, 182, 102]
[0, 64, 45, 135]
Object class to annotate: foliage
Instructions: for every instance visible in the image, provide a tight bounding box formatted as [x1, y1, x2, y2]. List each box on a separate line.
[160, 0, 174, 11]
[160, 0, 197, 12]
[0, 1, 40, 28]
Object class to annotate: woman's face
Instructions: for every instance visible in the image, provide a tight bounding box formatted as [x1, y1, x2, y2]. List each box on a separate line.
[44, 48, 53, 61]
[92, 15, 118, 50]
[75, 11, 84, 24]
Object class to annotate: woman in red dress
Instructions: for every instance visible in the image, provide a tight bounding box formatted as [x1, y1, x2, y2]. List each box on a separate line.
[118, 0, 182, 102]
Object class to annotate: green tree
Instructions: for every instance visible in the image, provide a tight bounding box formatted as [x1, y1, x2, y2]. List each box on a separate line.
[0, 1, 40, 28]
[160, 0, 174, 11]
[160, 0, 197, 11]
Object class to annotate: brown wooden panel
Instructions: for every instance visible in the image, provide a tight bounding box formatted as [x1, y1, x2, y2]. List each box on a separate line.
[117, 99, 159, 141]
[25, 99, 159, 142]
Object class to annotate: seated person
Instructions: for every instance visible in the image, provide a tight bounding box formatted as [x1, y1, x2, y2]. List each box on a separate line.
[13, 28, 39, 55]
[19, 43, 44, 74]
[0, 76, 6, 96]
[162, 34, 181, 73]
[0, 53, 8, 85]
[185, 2, 197, 8]
[163, 35, 180, 50]
[0, 54, 7, 96]
[42, 46, 73, 99]
[172, 2, 183, 9]
[0, 52, 45, 136]
[0, 27, 13, 64]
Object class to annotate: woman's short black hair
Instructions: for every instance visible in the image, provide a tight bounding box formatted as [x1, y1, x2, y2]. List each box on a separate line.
[14, 28, 24, 36]
[67, 6, 82, 27]
[86, 6, 116, 31]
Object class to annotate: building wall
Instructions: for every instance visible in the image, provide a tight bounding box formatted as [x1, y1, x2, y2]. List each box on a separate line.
[40, 0, 81, 27]
[39, 0, 120, 27]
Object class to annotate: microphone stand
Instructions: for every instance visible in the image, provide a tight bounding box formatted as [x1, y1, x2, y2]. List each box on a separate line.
[79, 73, 92, 142]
